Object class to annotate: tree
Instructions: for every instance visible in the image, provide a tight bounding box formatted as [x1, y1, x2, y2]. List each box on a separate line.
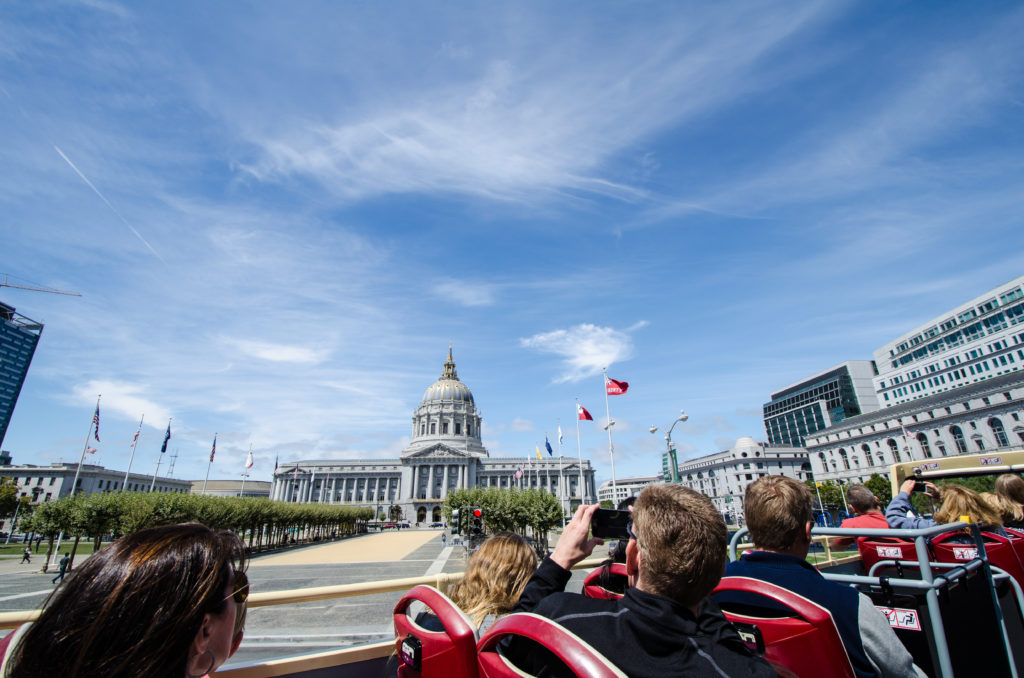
[599, 500, 613, 509]
[388, 504, 402, 521]
[863, 474, 892, 507]
[0, 477, 20, 519]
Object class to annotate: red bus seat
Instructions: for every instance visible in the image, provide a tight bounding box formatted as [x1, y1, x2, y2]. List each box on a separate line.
[583, 563, 628, 599]
[713, 576, 855, 678]
[393, 585, 478, 678]
[931, 531, 1024, 588]
[857, 538, 918, 574]
[477, 612, 626, 678]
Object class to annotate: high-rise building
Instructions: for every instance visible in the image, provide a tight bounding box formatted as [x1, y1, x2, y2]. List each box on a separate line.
[874, 274, 1024, 407]
[0, 302, 43, 447]
[763, 361, 880, 447]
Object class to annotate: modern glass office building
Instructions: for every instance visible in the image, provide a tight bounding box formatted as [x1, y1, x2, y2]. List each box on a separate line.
[763, 360, 879, 447]
[0, 302, 43, 448]
[874, 274, 1024, 407]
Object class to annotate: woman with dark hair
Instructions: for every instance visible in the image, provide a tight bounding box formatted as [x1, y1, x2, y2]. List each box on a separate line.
[4, 522, 248, 678]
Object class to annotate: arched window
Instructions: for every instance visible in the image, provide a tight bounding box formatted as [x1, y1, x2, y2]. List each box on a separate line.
[838, 449, 849, 470]
[887, 439, 900, 463]
[950, 426, 967, 455]
[935, 440, 947, 457]
[990, 418, 1009, 447]
[916, 433, 932, 458]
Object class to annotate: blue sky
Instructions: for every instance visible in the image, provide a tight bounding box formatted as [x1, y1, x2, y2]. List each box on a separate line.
[2, 1, 1023, 487]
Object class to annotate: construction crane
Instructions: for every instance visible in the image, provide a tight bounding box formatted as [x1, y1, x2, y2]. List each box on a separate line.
[0, 273, 81, 297]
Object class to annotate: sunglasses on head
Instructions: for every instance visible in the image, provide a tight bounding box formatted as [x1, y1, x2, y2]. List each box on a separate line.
[626, 519, 638, 545]
[228, 570, 249, 605]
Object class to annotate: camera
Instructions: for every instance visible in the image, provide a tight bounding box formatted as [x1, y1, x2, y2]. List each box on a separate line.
[591, 508, 631, 540]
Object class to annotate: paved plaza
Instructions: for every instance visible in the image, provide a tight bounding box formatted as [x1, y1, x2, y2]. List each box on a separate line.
[0, 529, 588, 666]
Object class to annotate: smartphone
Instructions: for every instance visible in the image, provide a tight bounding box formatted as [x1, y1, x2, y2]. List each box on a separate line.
[591, 508, 631, 539]
[913, 482, 927, 493]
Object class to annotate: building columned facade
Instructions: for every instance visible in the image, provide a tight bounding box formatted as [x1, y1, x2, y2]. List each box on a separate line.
[806, 371, 1024, 486]
[0, 302, 43, 448]
[873, 274, 1024, 408]
[191, 479, 271, 498]
[763, 361, 880, 448]
[675, 438, 810, 524]
[269, 350, 596, 523]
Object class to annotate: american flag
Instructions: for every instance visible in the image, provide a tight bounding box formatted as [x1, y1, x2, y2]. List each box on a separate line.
[274, 455, 279, 474]
[92, 402, 101, 442]
[85, 447, 97, 455]
[209, 434, 217, 462]
[513, 465, 524, 480]
[130, 428, 140, 449]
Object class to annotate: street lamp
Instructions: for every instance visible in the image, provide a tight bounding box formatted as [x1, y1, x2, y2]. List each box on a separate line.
[650, 410, 688, 484]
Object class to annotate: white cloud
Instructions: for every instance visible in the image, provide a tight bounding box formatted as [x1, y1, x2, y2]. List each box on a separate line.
[71, 380, 172, 434]
[509, 418, 534, 432]
[520, 323, 640, 383]
[227, 338, 330, 365]
[432, 279, 496, 307]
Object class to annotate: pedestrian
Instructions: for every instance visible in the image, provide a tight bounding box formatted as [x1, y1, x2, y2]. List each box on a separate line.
[441, 532, 447, 548]
[52, 552, 71, 584]
[20, 547, 31, 564]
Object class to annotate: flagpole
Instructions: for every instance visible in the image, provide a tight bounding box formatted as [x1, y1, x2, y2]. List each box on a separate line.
[544, 435, 551, 497]
[202, 433, 216, 494]
[575, 398, 585, 504]
[240, 443, 252, 497]
[558, 421, 566, 516]
[57, 394, 100, 566]
[602, 368, 617, 502]
[122, 414, 144, 491]
[70, 394, 100, 498]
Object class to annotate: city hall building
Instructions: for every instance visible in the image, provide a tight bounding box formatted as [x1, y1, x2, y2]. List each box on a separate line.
[269, 350, 596, 523]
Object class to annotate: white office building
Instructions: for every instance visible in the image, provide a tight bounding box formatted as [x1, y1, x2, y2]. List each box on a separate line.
[806, 371, 1024, 486]
[597, 476, 660, 505]
[675, 438, 810, 524]
[874, 274, 1024, 407]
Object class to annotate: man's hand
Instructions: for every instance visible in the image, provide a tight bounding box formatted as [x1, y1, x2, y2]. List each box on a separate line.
[551, 503, 604, 570]
[899, 479, 916, 496]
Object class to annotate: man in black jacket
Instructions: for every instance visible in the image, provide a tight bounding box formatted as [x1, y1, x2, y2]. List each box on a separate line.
[505, 484, 776, 677]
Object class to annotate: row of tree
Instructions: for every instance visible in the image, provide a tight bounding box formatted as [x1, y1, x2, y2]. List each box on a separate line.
[19, 492, 373, 571]
[442, 487, 563, 550]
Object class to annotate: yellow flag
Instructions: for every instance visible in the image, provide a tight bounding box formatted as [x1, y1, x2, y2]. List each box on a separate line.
[536, 445, 543, 460]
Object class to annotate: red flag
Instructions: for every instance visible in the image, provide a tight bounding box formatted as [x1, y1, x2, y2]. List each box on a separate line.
[605, 377, 629, 395]
[577, 403, 594, 421]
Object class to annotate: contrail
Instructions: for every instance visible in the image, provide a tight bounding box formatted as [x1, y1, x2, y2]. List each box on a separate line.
[53, 145, 166, 263]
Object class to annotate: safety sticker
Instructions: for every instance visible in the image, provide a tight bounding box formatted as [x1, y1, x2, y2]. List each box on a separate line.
[980, 456, 1002, 466]
[952, 547, 978, 560]
[876, 607, 922, 631]
[876, 546, 903, 558]
[919, 462, 939, 471]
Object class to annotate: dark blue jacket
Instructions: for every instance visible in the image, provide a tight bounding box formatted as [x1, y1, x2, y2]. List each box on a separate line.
[720, 551, 873, 678]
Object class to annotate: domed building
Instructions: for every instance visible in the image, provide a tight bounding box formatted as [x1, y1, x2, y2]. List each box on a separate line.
[269, 348, 596, 523]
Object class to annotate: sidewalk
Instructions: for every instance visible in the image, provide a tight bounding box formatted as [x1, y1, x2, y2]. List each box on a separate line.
[254, 530, 441, 566]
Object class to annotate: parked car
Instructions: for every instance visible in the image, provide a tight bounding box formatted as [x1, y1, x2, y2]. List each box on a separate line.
[383, 522, 397, 529]
[429, 522, 444, 528]
[399, 522, 411, 528]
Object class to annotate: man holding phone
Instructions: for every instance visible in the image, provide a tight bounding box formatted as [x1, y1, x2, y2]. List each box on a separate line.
[504, 485, 775, 677]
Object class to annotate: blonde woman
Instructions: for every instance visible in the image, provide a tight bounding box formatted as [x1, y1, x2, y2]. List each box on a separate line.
[995, 474, 1024, 528]
[417, 532, 537, 635]
[887, 481, 1007, 538]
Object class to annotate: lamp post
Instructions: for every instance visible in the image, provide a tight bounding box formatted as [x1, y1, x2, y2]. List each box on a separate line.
[649, 410, 689, 484]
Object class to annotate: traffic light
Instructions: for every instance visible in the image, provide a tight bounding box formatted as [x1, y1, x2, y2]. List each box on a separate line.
[471, 507, 483, 535]
[450, 509, 460, 535]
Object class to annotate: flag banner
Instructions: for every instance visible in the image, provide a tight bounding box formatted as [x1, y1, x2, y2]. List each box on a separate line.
[92, 403, 101, 442]
[160, 422, 171, 453]
[274, 455, 279, 474]
[130, 429, 140, 449]
[293, 465, 299, 480]
[245, 449, 254, 469]
[605, 377, 629, 395]
[545, 436, 553, 456]
[577, 403, 594, 421]
[85, 447, 97, 455]
[535, 445, 543, 460]
[514, 465, 524, 480]
[209, 434, 217, 462]
[558, 425, 563, 446]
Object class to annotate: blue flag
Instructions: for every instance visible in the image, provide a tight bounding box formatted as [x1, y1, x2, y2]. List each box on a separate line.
[160, 421, 171, 453]
[545, 436, 553, 456]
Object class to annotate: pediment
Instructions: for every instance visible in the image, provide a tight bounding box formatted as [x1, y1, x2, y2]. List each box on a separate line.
[404, 444, 476, 460]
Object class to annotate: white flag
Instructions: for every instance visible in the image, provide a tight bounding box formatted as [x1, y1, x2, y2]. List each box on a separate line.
[245, 449, 254, 469]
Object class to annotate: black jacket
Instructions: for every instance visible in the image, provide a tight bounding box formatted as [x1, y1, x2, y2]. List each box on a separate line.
[504, 557, 777, 677]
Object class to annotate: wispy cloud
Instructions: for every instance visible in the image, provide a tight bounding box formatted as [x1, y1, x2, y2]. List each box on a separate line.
[227, 338, 330, 365]
[432, 279, 496, 307]
[520, 323, 642, 383]
[509, 418, 534, 432]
